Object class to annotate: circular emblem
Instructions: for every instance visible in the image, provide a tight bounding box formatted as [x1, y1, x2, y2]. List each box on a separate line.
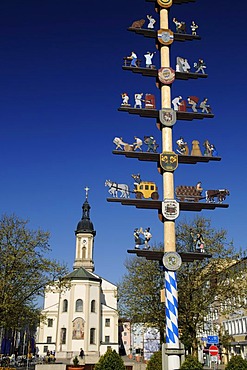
[158, 29, 174, 45]
[163, 252, 182, 271]
[158, 67, 175, 85]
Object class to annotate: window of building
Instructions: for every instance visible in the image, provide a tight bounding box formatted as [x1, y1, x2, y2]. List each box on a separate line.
[90, 328, 96, 344]
[105, 318, 110, 327]
[62, 299, 68, 312]
[124, 341, 127, 345]
[105, 336, 110, 343]
[44, 346, 48, 353]
[124, 332, 127, 336]
[75, 299, 83, 312]
[47, 319, 53, 327]
[47, 336, 52, 344]
[91, 300, 96, 313]
[61, 328, 66, 344]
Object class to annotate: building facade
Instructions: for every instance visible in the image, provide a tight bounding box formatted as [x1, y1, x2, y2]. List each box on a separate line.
[36, 194, 119, 364]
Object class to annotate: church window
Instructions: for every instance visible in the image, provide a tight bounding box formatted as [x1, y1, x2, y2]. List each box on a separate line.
[48, 319, 53, 327]
[62, 299, 68, 312]
[105, 336, 110, 343]
[47, 336, 52, 343]
[82, 246, 86, 259]
[90, 328, 96, 344]
[61, 328, 66, 344]
[105, 318, 110, 327]
[75, 299, 83, 312]
[91, 300, 96, 312]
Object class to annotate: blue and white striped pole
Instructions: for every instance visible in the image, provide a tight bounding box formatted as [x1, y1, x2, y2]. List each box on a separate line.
[165, 270, 179, 345]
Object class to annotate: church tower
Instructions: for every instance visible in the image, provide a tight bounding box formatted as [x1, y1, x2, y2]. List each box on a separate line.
[73, 187, 96, 272]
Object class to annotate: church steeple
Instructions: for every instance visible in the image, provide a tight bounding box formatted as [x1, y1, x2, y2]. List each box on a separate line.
[73, 187, 96, 272]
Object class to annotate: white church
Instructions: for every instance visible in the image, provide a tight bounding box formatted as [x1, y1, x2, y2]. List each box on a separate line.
[36, 191, 119, 364]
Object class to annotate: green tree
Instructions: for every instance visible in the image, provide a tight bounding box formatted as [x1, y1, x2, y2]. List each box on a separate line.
[94, 348, 125, 370]
[180, 355, 203, 370]
[0, 214, 68, 335]
[146, 350, 162, 370]
[225, 355, 247, 370]
[118, 217, 247, 356]
[118, 252, 165, 342]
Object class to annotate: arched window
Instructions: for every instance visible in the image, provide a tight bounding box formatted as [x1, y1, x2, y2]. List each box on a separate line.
[82, 246, 86, 259]
[91, 300, 96, 312]
[61, 328, 66, 344]
[90, 328, 96, 344]
[75, 299, 83, 312]
[62, 299, 68, 312]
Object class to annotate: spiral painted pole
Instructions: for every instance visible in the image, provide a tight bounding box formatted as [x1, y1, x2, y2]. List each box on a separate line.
[165, 270, 179, 345]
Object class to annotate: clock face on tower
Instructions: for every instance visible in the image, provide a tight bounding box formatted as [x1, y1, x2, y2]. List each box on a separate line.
[82, 238, 88, 248]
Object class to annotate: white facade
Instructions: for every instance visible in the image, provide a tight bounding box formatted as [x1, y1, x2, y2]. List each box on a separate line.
[36, 196, 119, 364]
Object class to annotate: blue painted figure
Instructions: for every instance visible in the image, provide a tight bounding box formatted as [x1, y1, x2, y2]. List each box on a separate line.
[127, 51, 138, 67]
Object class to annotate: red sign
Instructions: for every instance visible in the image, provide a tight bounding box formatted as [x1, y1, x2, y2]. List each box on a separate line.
[209, 345, 218, 356]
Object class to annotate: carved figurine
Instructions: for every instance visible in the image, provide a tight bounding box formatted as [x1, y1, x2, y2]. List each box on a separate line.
[130, 19, 145, 29]
[203, 139, 213, 156]
[134, 228, 145, 249]
[194, 59, 206, 74]
[189, 228, 194, 252]
[105, 180, 130, 198]
[144, 51, 156, 68]
[133, 136, 143, 151]
[172, 95, 183, 111]
[196, 181, 203, 193]
[121, 92, 130, 106]
[173, 17, 186, 34]
[210, 144, 218, 157]
[176, 137, 189, 155]
[134, 93, 144, 108]
[200, 98, 211, 114]
[144, 136, 159, 152]
[127, 51, 138, 67]
[187, 96, 199, 112]
[147, 15, 156, 29]
[134, 227, 152, 250]
[113, 137, 128, 150]
[190, 20, 198, 35]
[131, 173, 142, 186]
[191, 140, 202, 156]
[176, 57, 190, 73]
[195, 232, 205, 253]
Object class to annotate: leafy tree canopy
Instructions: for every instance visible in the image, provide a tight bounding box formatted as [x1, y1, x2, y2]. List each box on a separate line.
[0, 214, 68, 330]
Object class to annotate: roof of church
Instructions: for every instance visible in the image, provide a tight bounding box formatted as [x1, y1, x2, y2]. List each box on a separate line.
[65, 267, 101, 282]
[75, 198, 96, 236]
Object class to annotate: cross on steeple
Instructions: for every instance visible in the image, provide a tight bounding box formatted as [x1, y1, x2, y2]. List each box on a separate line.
[84, 186, 90, 200]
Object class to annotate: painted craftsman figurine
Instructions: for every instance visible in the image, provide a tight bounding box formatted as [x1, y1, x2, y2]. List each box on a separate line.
[144, 51, 156, 68]
[196, 181, 203, 193]
[189, 228, 194, 252]
[176, 137, 189, 155]
[143, 227, 152, 250]
[144, 136, 159, 152]
[176, 57, 190, 73]
[194, 59, 206, 74]
[187, 96, 198, 112]
[121, 92, 130, 106]
[134, 228, 145, 249]
[195, 232, 205, 253]
[172, 95, 183, 111]
[133, 136, 143, 151]
[173, 18, 186, 33]
[127, 51, 138, 67]
[134, 227, 152, 250]
[147, 15, 156, 29]
[203, 140, 218, 156]
[113, 137, 127, 150]
[200, 98, 211, 113]
[134, 93, 144, 108]
[190, 20, 198, 35]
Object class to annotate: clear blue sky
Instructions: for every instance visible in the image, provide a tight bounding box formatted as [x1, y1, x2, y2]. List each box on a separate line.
[1, 0, 246, 285]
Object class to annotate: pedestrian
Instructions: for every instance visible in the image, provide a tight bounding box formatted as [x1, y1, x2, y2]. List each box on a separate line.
[79, 348, 84, 359]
